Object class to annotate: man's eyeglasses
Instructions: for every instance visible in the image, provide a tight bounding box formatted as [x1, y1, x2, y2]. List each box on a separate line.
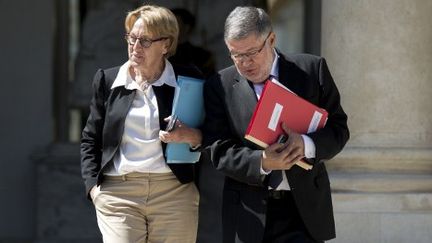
[229, 32, 271, 62]
[125, 34, 168, 48]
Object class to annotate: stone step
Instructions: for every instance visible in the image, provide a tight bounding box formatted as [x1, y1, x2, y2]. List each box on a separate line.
[332, 192, 432, 213]
[329, 171, 432, 193]
[327, 146, 432, 174]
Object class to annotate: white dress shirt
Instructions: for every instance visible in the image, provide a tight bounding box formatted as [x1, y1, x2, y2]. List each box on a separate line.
[256, 49, 316, 190]
[104, 60, 177, 175]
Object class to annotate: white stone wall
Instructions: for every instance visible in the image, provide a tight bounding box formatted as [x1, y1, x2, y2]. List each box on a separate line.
[322, 0, 432, 148]
[322, 1, 432, 242]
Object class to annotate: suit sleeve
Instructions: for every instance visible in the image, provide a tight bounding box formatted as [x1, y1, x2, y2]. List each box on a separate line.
[203, 75, 265, 187]
[80, 69, 108, 197]
[308, 58, 350, 162]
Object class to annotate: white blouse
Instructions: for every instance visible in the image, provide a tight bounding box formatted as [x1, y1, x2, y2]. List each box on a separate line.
[104, 60, 177, 175]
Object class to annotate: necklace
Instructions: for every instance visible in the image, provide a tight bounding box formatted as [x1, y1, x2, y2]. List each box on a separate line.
[130, 63, 164, 91]
[136, 71, 162, 90]
[140, 80, 151, 90]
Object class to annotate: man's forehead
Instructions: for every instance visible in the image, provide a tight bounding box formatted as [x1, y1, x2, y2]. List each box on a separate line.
[226, 35, 262, 52]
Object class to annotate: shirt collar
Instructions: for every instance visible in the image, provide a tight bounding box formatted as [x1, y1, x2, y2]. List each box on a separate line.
[270, 48, 280, 79]
[111, 59, 177, 90]
[253, 48, 279, 88]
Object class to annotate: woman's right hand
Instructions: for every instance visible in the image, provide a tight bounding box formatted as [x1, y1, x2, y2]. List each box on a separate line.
[159, 116, 202, 148]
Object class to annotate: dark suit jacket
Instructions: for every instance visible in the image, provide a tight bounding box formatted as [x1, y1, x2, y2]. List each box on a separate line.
[80, 63, 203, 197]
[203, 53, 349, 242]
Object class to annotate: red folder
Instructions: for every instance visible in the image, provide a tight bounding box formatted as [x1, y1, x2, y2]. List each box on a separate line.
[245, 78, 328, 170]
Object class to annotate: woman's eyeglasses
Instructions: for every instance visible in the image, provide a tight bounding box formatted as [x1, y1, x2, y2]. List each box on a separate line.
[125, 34, 168, 48]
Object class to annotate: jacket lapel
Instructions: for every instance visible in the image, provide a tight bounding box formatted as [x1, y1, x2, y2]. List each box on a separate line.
[278, 54, 309, 98]
[103, 87, 135, 164]
[152, 84, 175, 154]
[152, 84, 175, 131]
[228, 72, 260, 141]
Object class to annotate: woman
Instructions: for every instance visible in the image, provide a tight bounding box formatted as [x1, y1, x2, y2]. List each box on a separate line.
[80, 5, 202, 243]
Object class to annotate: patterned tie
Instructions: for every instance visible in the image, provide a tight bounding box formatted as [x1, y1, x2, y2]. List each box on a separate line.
[268, 170, 283, 189]
[268, 134, 286, 189]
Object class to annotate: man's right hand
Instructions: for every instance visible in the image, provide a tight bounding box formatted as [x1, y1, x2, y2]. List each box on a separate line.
[261, 142, 297, 171]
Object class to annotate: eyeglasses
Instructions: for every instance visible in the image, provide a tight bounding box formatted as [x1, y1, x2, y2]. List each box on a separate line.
[229, 32, 271, 62]
[125, 34, 168, 48]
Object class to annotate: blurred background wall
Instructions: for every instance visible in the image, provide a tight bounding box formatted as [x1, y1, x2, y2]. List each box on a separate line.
[0, 0, 431, 242]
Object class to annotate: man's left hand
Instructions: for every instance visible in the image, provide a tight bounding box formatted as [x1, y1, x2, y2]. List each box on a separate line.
[279, 122, 305, 164]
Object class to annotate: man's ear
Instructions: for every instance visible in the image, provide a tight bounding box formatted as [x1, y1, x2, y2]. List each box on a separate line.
[269, 32, 276, 48]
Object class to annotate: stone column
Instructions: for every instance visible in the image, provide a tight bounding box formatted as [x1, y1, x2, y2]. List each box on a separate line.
[321, 0, 432, 242]
[0, 0, 54, 241]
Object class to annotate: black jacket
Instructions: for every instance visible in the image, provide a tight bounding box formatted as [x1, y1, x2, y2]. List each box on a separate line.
[203, 53, 349, 242]
[80, 63, 203, 197]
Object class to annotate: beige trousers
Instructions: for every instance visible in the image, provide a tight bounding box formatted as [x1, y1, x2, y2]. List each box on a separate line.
[92, 172, 199, 243]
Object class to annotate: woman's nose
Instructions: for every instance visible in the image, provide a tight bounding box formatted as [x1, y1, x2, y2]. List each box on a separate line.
[132, 41, 142, 50]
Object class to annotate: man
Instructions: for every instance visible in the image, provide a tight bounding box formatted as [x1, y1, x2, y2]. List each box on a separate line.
[203, 6, 349, 243]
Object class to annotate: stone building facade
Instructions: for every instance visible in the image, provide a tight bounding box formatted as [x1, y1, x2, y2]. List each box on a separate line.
[1, 0, 431, 242]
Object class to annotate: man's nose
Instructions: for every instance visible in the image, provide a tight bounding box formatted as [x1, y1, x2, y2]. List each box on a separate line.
[240, 58, 253, 67]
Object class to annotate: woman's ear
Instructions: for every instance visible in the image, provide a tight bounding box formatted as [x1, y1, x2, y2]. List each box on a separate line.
[162, 39, 171, 55]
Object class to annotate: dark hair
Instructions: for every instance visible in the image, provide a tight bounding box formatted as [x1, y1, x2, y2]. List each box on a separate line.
[171, 8, 196, 28]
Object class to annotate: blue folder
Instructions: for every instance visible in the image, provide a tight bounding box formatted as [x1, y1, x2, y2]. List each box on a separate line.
[166, 75, 205, 163]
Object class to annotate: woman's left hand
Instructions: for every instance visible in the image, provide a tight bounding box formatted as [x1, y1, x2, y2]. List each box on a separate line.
[159, 116, 202, 148]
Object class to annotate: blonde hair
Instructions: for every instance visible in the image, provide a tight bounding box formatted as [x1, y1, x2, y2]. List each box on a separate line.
[125, 5, 179, 57]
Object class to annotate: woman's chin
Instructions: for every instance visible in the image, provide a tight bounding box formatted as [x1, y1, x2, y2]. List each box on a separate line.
[129, 59, 142, 68]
